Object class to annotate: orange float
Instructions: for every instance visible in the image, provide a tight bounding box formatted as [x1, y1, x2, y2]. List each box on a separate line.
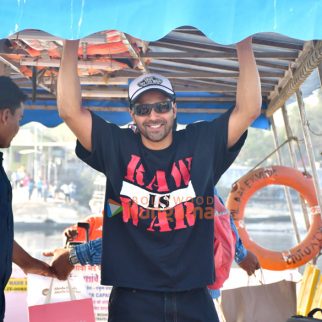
[226, 165, 322, 270]
[64, 215, 103, 242]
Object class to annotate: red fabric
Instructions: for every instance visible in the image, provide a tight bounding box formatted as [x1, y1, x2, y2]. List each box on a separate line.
[208, 195, 236, 290]
[29, 298, 95, 322]
[64, 215, 103, 242]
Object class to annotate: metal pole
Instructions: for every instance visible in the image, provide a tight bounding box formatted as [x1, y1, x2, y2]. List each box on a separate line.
[270, 116, 301, 243]
[317, 61, 322, 87]
[282, 104, 310, 230]
[0, 62, 8, 75]
[33, 126, 38, 179]
[296, 89, 322, 224]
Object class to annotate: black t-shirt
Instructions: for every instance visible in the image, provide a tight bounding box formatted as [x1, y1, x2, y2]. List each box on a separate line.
[0, 153, 13, 320]
[76, 109, 246, 291]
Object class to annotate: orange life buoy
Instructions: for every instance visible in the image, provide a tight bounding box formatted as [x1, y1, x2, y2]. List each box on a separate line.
[226, 165, 322, 270]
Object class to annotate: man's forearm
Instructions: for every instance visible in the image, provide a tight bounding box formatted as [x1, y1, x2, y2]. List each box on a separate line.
[236, 37, 262, 119]
[57, 39, 92, 151]
[57, 40, 81, 120]
[75, 238, 102, 265]
[13, 240, 54, 277]
[12, 240, 32, 267]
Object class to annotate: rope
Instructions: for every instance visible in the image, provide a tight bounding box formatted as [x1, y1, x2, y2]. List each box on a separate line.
[307, 121, 322, 137]
[247, 136, 308, 175]
[231, 136, 309, 187]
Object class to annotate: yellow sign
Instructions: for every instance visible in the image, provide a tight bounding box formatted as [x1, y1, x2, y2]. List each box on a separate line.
[5, 278, 27, 292]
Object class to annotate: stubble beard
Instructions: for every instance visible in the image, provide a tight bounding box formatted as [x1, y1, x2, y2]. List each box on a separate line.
[138, 119, 173, 143]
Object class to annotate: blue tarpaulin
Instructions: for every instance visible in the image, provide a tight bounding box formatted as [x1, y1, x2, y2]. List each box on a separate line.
[2, 1, 322, 43]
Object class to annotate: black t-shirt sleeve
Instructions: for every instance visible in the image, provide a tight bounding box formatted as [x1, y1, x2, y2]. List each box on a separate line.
[187, 108, 247, 183]
[75, 111, 122, 174]
[211, 108, 247, 176]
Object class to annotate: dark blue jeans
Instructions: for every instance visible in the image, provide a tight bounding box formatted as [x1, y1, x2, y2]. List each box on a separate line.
[108, 286, 219, 322]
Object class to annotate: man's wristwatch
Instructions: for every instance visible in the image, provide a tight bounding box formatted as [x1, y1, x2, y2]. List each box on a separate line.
[68, 247, 80, 266]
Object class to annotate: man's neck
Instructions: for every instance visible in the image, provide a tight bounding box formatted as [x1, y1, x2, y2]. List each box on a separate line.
[141, 135, 173, 150]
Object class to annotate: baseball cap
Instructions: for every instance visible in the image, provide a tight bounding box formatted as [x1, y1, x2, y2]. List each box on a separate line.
[128, 73, 175, 106]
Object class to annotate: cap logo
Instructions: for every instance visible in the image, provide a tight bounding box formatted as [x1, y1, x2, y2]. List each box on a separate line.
[138, 76, 163, 88]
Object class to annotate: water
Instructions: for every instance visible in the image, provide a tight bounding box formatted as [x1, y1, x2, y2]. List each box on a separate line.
[14, 228, 65, 259]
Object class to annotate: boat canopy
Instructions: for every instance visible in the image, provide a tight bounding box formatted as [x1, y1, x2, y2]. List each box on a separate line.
[1, 1, 322, 129]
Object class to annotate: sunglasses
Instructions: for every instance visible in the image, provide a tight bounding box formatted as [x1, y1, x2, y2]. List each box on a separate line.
[131, 100, 174, 116]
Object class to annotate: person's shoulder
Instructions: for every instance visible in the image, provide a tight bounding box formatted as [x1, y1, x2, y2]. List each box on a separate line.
[186, 112, 232, 131]
[186, 121, 208, 129]
[183, 120, 211, 134]
[173, 121, 208, 140]
[119, 127, 139, 142]
[91, 113, 136, 137]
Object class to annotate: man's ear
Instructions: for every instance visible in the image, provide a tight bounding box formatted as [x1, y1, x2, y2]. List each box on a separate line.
[129, 108, 135, 123]
[0, 108, 10, 124]
[172, 102, 177, 118]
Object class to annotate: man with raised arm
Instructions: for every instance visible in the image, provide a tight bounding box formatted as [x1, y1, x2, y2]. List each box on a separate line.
[49, 37, 261, 322]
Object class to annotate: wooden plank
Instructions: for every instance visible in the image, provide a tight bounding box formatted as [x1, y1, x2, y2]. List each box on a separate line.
[174, 77, 276, 89]
[150, 43, 299, 60]
[148, 64, 284, 78]
[24, 104, 235, 114]
[81, 89, 128, 98]
[172, 81, 273, 94]
[149, 63, 223, 75]
[173, 78, 236, 88]
[156, 38, 236, 53]
[0, 61, 10, 76]
[68, 87, 243, 98]
[253, 51, 298, 59]
[20, 57, 132, 70]
[255, 59, 290, 70]
[177, 96, 235, 102]
[143, 51, 237, 59]
[174, 85, 237, 93]
[260, 78, 280, 85]
[23, 94, 241, 103]
[172, 28, 205, 36]
[164, 58, 240, 72]
[165, 58, 289, 73]
[25, 102, 270, 115]
[158, 37, 302, 57]
[0, 54, 53, 93]
[41, 76, 129, 86]
[252, 37, 304, 50]
[267, 41, 322, 117]
[114, 68, 238, 78]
